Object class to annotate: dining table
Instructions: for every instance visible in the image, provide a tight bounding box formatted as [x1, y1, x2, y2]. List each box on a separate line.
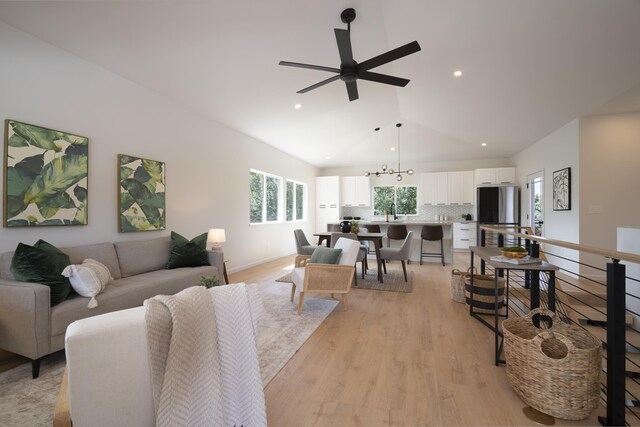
[314, 232, 386, 283]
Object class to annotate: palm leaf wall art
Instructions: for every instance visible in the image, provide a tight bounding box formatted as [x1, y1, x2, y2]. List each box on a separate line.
[118, 154, 166, 232]
[3, 120, 88, 227]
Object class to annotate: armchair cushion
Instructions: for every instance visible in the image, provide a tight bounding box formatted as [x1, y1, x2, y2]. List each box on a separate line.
[309, 247, 342, 265]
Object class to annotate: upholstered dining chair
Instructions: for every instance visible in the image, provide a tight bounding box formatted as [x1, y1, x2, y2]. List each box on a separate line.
[294, 229, 317, 256]
[330, 232, 367, 280]
[380, 231, 414, 282]
[386, 224, 408, 248]
[363, 224, 380, 254]
[290, 238, 360, 314]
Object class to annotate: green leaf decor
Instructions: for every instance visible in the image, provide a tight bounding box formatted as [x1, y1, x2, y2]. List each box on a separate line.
[118, 154, 166, 232]
[3, 120, 88, 227]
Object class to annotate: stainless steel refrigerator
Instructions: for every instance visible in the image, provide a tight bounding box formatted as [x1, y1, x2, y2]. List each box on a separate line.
[476, 186, 520, 243]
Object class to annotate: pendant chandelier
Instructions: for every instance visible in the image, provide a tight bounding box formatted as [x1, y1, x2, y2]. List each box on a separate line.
[364, 123, 414, 181]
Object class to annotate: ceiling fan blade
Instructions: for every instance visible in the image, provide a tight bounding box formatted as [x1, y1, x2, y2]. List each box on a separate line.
[279, 61, 340, 73]
[358, 71, 410, 87]
[357, 41, 421, 72]
[334, 28, 354, 66]
[297, 75, 341, 94]
[345, 81, 359, 101]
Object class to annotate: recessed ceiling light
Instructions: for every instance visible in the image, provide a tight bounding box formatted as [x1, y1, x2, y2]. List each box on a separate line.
[326, 156, 331, 160]
[481, 143, 487, 146]
[390, 147, 395, 151]
[453, 70, 463, 77]
[294, 103, 302, 109]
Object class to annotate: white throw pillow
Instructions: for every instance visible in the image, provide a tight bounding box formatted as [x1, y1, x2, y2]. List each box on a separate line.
[62, 258, 113, 308]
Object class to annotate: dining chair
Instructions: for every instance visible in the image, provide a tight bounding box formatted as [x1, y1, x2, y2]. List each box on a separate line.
[379, 231, 414, 282]
[386, 224, 408, 248]
[330, 232, 367, 281]
[293, 229, 317, 256]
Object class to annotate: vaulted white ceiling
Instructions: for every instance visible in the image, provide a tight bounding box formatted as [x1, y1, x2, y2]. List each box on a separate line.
[1, 0, 639, 168]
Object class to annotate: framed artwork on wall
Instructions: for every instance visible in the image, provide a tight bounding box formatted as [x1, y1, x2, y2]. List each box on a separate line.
[552, 167, 571, 211]
[3, 119, 88, 227]
[117, 154, 166, 232]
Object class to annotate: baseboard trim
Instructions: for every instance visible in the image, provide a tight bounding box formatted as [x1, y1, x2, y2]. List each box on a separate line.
[227, 251, 296, 274]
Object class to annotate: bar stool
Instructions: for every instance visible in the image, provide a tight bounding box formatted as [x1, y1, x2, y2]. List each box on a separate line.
[387, 224, 408, 248]
[420, 225, 445, 266]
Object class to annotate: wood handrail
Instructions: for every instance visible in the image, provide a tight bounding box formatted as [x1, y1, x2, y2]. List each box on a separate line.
[480, 226, 640, 265]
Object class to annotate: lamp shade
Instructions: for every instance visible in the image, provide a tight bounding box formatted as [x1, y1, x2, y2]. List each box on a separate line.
[207, 229, 226, 246]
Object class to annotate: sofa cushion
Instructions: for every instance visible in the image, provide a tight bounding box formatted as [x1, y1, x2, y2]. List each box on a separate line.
[114, 237, 171, 278]
[10, 240, 72, 306]
[166, 231, 210, 269]
[62, 242, 122, 280]
[51, 265, 218, 336]
[62, 259, 112, 309]
[0, 251, 15, 280]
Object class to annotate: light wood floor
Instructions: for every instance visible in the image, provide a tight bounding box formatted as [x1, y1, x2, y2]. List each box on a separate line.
[231, 253, 603, 427]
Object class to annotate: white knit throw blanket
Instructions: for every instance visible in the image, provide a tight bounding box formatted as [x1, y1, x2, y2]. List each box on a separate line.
[144, 284, 266, 427]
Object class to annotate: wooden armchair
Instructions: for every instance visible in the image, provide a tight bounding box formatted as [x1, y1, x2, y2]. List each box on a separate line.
[290, 238, 360, 314]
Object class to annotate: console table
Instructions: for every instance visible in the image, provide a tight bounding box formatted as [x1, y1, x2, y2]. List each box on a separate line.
[469, 246, 559, 365]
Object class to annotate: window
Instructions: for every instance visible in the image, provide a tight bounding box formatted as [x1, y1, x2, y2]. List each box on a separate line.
[373, 185, 418, 216]
[250, 169, 282, 224]
[286, 179, 307, 222]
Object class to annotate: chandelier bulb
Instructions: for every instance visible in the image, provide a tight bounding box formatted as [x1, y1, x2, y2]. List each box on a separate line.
[407, 169, 414, 175]
[364, 171, 370, 177]
[388, 169, 394, 175]
[396, 174, 403, 181]
[381, 164, 387, 172]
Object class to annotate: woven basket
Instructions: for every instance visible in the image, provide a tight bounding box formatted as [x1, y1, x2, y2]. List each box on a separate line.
[464, 273, 505, 314]
[502, 308, 601, 420]
[451, 267, 475, 303]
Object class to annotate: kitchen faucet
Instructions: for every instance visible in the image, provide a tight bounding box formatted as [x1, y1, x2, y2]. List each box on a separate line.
[390, 203, 398, 220]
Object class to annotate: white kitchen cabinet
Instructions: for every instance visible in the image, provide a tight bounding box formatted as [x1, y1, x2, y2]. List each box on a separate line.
[495, 167, 516, 184]
[475, 167, 516, 186]
[421, 172, 448, 205]
[447, 171, 474, 205]
[453, 222, 477, 250]
[316, 176, 340, 233]
[340, 176, 370, 207]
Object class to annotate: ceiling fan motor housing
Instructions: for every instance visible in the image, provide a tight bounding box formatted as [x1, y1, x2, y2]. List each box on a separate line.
[341, 8, 356, 24]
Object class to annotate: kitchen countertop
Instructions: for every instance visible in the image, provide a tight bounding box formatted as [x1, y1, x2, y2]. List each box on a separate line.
[332, 221, 476, 225]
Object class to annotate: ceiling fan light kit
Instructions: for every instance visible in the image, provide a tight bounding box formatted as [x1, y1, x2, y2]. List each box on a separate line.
[279, 8, 421, 101]
[364, 123, 414, 181]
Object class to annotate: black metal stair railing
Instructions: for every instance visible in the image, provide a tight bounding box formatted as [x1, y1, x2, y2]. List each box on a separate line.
[479, 226, 636, 426]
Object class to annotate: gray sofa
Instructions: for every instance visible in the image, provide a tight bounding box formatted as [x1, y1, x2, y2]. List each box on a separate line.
[0, 236, 224, 378]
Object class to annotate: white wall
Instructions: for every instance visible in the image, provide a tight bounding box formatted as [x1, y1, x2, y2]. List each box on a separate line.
[0, 22, 318, 272]
[511, 119, 580, 273]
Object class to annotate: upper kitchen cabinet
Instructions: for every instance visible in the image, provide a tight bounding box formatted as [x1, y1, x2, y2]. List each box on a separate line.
[317, 176, 340, 205]
[448, 171, 474, 205]
[421, 172, 448, 205]
[474, 167, 516, 186]
[340, 176, 370, 207]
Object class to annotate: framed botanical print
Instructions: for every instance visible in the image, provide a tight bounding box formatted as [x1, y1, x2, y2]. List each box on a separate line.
[552, 167, 571, 211]
[117, 154, 166, 232]
[3, 120, 88, 227]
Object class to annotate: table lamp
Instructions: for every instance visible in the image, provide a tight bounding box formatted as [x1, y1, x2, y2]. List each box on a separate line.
[207, 228, 226, 250]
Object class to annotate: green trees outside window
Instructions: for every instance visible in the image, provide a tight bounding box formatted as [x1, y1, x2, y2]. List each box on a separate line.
[373, 185, 418, 216]
[286, 179, 306, 221]
[250, 169, 281, 223]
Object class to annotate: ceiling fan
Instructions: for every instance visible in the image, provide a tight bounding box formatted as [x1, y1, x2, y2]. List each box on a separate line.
[279, 8, 421, 102]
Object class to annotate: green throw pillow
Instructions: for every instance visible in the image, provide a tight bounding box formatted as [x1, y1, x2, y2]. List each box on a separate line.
[309, 246, 342, 264]
[10, 240, 72, 306]
[166, 231, 210, 269]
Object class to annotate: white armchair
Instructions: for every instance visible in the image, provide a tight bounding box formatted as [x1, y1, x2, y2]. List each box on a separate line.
[290, 238, 360, 314]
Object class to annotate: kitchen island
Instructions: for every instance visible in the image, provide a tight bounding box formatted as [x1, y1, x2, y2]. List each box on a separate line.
[330, 221, 457, 264]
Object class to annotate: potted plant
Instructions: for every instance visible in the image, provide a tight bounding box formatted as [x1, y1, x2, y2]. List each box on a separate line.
[198, 275, 221, 289]
[351, 220, 360, 234]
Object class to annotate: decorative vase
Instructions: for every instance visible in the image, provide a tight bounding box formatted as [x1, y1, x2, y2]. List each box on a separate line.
[351, 225, 359, 234]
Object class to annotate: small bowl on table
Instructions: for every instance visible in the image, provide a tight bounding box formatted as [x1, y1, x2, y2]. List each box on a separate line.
[501, 248, 528, 259]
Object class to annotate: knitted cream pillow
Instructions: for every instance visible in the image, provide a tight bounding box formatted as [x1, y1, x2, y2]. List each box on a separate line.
[61, 258, 113, 308]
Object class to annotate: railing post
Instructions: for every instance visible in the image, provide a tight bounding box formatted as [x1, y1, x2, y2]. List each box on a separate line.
[498, 233, 504, 248]
[524, 239, 531, 289]
[599, 259, 626, 427]
[480, 229, 486, 275]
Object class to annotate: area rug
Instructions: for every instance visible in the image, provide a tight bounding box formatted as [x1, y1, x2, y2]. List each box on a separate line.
[276, 268, 413, 293]
[0, 280, 337, 427]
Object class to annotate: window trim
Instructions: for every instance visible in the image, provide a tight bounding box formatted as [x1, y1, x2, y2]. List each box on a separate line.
[285, 178, 308, 223]
[250, 169, 283, 225]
